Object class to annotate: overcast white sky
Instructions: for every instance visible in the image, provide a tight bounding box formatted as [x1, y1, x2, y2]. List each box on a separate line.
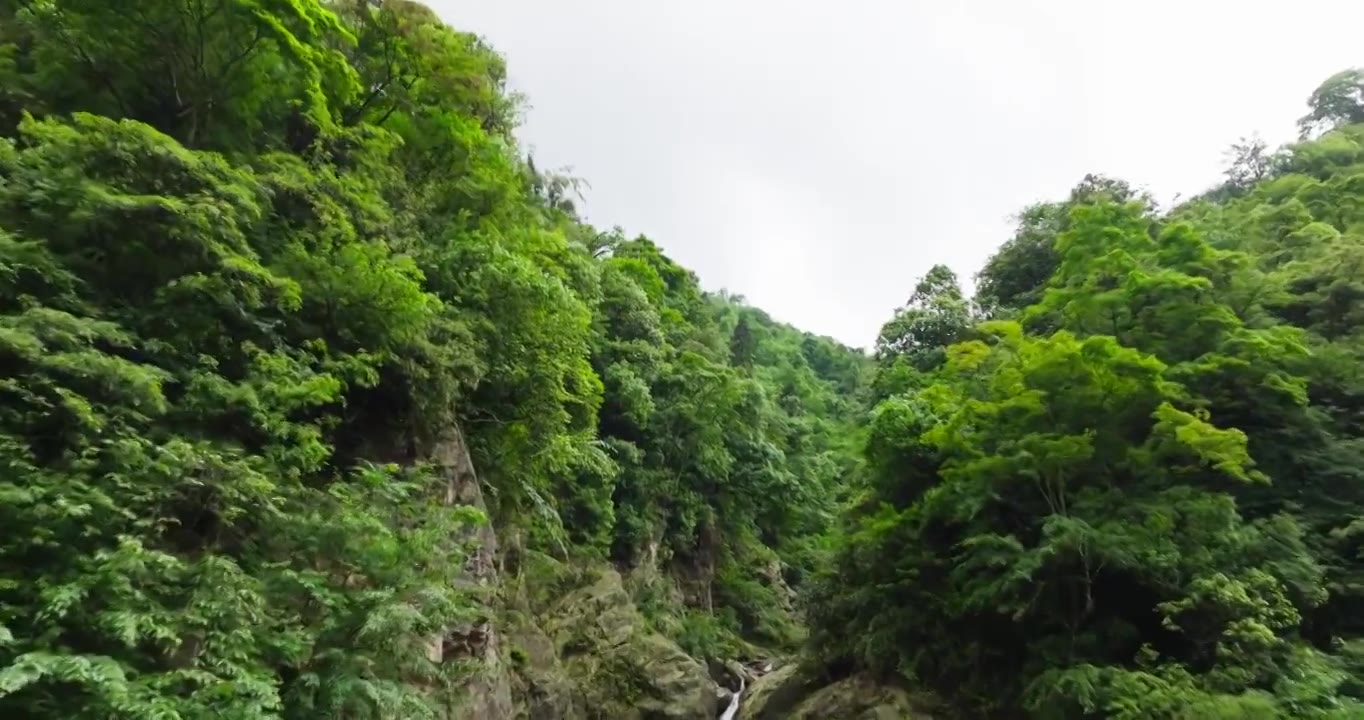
[431, 0, 1364, 348]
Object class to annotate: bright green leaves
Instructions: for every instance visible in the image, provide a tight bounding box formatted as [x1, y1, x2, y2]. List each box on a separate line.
[821, 320, 1328, 713]
[597, 259, 666, 348]
[0, 0, 878, 713]
[0, 25, 492, 715]
[1149, 404, 1264, 484]
[875, 264, 972, 373]
[862, 393, 943, 507]
[814, 124, 1364, 713]
[977, 174, 1156, 321]
[923, 327, 1259, 533]
[871, 265, 973, 404]
[6, 0, 360, 149]
[337, 0, 516, 139]
[0, 114, 293, 365]
[253, 150, 438, 359]
[448, 227, 603, 515]
[1031, 203, 1248, 363]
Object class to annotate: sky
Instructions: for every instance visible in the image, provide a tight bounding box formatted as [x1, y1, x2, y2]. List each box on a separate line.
[430, 0, 1364, 348]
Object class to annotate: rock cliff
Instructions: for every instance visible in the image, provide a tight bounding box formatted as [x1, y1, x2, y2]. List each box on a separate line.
[434, 424, 723, 720]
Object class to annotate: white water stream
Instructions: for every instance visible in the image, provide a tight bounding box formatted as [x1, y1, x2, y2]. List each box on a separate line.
[718, 676, 745, 720]
[717, 661, 772, 719]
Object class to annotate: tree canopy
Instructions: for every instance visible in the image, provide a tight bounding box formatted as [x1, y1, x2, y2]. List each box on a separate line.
[811, 69, 1364, 718]
[0, 1, 870, 716]
[9, 2, 1364, 719]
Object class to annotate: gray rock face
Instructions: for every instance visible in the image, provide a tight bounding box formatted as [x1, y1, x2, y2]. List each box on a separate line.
[428, 426, 516, 719]
[417, 427, 723, 720]
[539, 568, 719, 720]
[506, 615, 583, 720]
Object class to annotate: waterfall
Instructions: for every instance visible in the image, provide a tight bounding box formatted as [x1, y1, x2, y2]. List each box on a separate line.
[719, 675, 745, 720]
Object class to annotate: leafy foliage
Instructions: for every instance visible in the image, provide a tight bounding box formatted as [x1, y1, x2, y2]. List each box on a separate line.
[811, 69, 1364, 718]
[0, 2, 873, 716]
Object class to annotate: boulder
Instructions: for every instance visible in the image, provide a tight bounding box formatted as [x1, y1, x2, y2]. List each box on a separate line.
[505, 613, 583, 720]
[542, 568, 719, 720]
[788, 675, 925, 720]
[740, 663, 930, 720]
[738, 663, 811, 719]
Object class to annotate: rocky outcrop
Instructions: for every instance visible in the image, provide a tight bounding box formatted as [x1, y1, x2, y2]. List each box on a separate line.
[417, 426, 726, 720]
[740, 663, 933, 720]
[427, 426, 516, 718]
[500, 546, 585, 719]
[505, 611, 582, 720]
[755, 556, 796, 617]
[519, 563, 718, 719]
[737, 663, 807, 718]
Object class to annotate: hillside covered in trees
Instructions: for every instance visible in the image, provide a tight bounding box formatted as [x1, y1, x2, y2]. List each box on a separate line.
[0, 1, 869, 717]
[7, 1, 1364, 719]
[805, 69, 1364, 718]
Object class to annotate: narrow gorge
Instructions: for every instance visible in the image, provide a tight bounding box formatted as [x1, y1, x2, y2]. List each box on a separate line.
[6, 1, 1364, 719]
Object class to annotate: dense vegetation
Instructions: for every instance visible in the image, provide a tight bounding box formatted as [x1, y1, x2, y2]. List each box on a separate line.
[0, 1, 868, 717]
[10, 1, 1364, 718]
[810, 68, 1364, 717]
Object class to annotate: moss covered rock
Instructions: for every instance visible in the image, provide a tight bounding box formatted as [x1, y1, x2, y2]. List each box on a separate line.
[541, 568, 720, 720]
[505, 613, 583, 720]
[740, 663, 931, 720]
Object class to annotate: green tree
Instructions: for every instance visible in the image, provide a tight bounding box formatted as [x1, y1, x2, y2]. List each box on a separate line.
[976, 174, 1156, 318]
[871, 264, 971, 401]
[729, 314, 757, 369]
[1300, 68, 1364, 138]
[812, 68, 1364, 717]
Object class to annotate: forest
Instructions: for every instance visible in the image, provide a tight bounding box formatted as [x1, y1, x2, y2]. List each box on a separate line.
[2, 1, 1364, 719]
[0, 0, 868, 717]
[809, 69, 1364, 717]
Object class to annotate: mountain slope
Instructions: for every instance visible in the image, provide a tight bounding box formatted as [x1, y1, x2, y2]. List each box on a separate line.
[0, 1, 868, 718]
[807, 68, 1364, 719]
